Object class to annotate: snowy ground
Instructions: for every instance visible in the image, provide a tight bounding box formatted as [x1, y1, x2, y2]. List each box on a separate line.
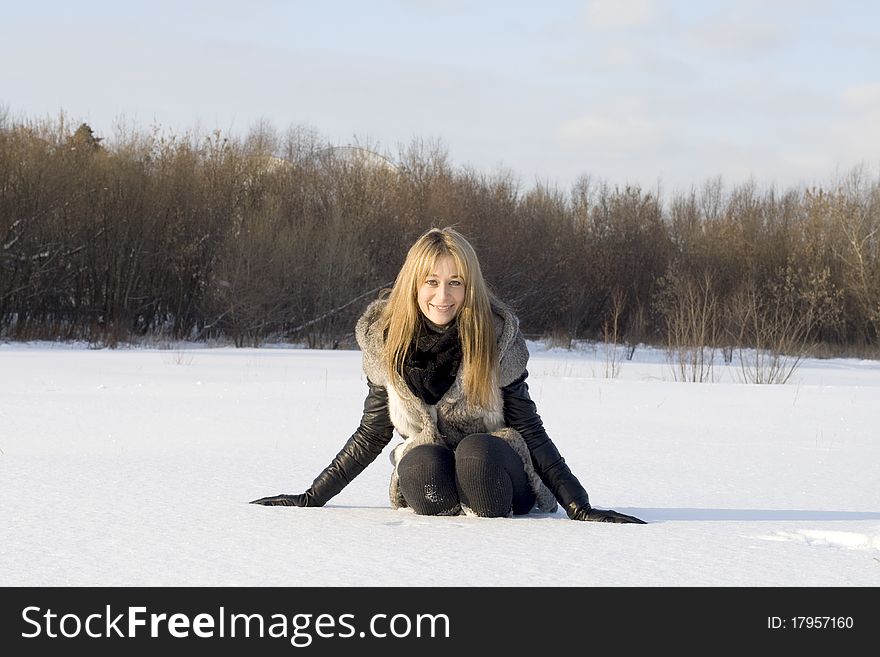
[1, 340, 878, 587]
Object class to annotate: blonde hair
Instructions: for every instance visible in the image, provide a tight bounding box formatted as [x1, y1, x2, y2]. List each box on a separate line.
[381, 227, 499, 408]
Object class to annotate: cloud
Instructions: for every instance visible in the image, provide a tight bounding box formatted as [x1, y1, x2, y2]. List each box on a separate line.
[686, 14, 790, 59]
[843, 82, 880, 109]
[557, 113, 665, 152]
[583, 0, 658, 31]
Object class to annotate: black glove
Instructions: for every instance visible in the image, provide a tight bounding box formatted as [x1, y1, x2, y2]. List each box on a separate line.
[250, 493, 312, 507]
[567, 501, 646, 524]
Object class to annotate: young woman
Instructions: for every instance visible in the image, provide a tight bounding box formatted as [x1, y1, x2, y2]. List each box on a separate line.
[252, 227, 645, 523]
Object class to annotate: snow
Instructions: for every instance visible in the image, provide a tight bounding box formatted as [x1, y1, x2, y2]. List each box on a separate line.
[1, 340, 878, 587]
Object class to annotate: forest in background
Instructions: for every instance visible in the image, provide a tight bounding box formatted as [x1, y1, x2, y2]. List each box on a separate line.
[1, 113, 878, 370]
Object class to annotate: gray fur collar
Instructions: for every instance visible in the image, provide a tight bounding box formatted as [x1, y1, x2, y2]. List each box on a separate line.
[355, 297, 529, 390]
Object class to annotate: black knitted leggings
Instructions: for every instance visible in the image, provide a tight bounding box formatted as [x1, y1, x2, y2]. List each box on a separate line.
[396, 433, 536, 517]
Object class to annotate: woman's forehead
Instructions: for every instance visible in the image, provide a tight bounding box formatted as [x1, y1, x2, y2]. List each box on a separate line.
[424, 254, 463, 276]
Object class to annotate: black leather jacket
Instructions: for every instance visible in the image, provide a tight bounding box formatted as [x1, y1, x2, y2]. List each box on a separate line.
[300, 371, 589, 514]
[297, 381, 395, 506]
[501, 371, 591, 512]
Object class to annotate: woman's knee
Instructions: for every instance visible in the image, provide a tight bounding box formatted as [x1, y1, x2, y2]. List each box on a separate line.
[456, 433, 519, 465]
[455, 433, 535, 517]
[398, 442, 454, 472]
[397, 443, 460, 516]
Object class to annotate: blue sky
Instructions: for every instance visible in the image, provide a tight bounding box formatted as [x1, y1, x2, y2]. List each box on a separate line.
[2, 0, 878, 194]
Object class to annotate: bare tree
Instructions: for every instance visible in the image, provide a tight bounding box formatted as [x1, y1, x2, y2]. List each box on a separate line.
[601, 287, 626, 378]
[728, 265, 842, 384]
[655, 268, 719, 383]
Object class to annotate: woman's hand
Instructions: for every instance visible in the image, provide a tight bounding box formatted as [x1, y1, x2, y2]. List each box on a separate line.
[250, 493, 310, 506]
[568, 502, 646, 524]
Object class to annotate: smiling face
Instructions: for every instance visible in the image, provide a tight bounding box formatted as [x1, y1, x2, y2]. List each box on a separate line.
[417, 255, 465, 326]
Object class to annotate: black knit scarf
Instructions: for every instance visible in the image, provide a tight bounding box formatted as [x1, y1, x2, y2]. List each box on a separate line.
[402, 317, 462, 405]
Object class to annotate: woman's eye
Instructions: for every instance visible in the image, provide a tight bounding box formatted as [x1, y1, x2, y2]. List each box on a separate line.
[449, 280, 462, 286]
[425, 279, 438, 286]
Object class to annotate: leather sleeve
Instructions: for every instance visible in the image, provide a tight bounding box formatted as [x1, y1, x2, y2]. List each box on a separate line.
[303, 381, 395, 506]
[501, 370, 591, 512]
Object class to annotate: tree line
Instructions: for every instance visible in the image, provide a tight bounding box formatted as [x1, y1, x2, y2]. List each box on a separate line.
[1, 114, 878, 358]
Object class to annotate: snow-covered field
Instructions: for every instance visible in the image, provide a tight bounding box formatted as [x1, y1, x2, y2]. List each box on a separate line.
[1, 340, 878, 586]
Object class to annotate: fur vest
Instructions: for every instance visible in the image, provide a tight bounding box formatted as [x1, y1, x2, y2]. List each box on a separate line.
[355, 298, 558, 514]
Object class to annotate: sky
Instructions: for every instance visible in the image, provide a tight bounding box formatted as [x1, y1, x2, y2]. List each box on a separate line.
[2, 0, 879, 195]
[1, 339, 878, 588]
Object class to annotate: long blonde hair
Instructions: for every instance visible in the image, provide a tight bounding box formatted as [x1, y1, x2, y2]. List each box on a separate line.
[381, 227, 499, 408]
